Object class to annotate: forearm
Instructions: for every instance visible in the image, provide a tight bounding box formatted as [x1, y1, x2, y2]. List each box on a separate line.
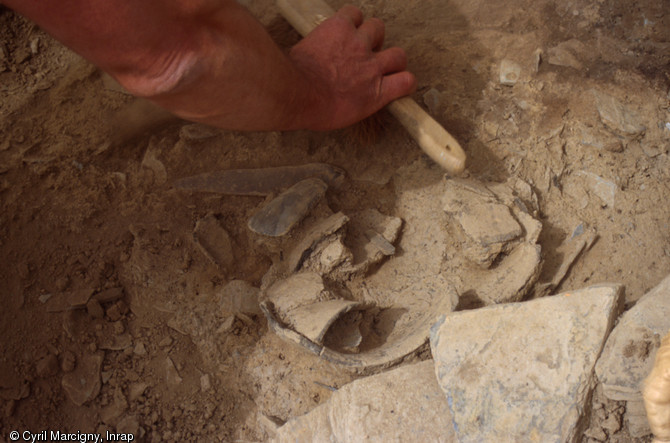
[5, 0, 316, 130]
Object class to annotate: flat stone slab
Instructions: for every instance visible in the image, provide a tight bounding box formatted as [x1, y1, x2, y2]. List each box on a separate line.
[274, 360, 454, 442]
[595, 274, 670, 437]
[430, 284, 624, 442]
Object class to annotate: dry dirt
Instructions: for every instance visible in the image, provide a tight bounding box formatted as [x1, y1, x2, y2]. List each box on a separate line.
[1, 0, 669, 441]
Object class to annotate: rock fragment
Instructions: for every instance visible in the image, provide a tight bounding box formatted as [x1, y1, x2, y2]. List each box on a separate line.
[61, 352, 103, 406]
[443, 179, 524, 267]
[430, 284, 624, 442]
[94, 287, 124, 304]
[275, 361, 454, 442]
[165, 357, 182, 387]
[141, 138, 168, 185]
[194, 214, 234, 269]
[45, 289, 94, 312]
[86, 298, 104, 319]
[248, 178, 328, 237]
[592, 90, 646, 137]
[547, 39, 587, 69]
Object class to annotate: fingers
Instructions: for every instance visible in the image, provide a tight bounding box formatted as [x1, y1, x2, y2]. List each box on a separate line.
[376, 46, 407, 74]
[378, 71, 417, 104]
[335, 4, 363, 27]
[357, 18, 385, 50]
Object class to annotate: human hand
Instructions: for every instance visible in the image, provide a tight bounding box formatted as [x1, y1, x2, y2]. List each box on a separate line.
[288, 4, 417, 131]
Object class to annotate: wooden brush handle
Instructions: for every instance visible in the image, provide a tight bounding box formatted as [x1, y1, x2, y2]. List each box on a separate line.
[277, 0, 467, 174]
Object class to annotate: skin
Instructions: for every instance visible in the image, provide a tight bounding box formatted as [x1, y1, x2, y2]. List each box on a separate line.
[2, 0, 417, 131]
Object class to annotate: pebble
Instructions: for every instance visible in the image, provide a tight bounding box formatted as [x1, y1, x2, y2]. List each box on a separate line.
[422, 88, 442, 113]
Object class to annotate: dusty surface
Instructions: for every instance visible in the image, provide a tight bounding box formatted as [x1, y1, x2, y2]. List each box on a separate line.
[1, 0, 669, 441]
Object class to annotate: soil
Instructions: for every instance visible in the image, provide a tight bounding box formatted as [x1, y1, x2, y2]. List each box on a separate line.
[1, 0, 669, 441]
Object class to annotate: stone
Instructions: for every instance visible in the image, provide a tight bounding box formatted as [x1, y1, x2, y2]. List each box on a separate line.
[430, 284, 624, 442]
[128, 382, 149, 402]
[86, 298, 104, 319]
[94, 287, 124, 304]
[194, 214, 234, 269]
[575, 171, 617, 208]
[500, 59, 522, 85]
[547, 39, 587, 69]
[443, 179, 524, 267]
[596, 274, 670, 401]
[422, 88, 442, 113]
[275, 361, 454, 442]
[98, 333, 133, 351]
[625, 399, 651, 438]
[248, 178, 328, 237]
[61, 352, 103, 406]
[200, 374, 212, 392]
[133, 342, 147, 356]
[592, 90, 646, 137]
[218, 280, 261, 315]
[45, 289, 94, 312]
[141, 139, 167, 184]
[165, 357, 182, 387]
[595, 274, 670, 439]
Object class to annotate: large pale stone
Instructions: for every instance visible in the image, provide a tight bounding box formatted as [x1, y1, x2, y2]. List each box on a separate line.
[595, 274, 670, 437]
[274, 361, 454, 442]
[430, 284, 624, 442]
